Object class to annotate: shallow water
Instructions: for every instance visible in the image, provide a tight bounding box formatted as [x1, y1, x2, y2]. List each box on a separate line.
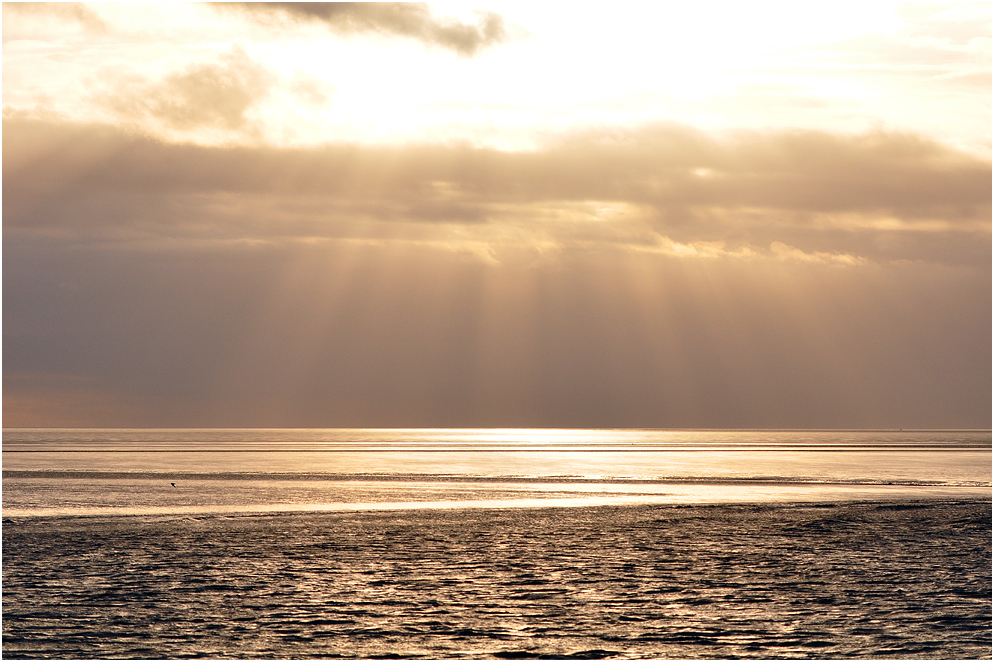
[3, 429, 990, 518]
[2, 429, 991, 658]
[3, 502, 991, 659]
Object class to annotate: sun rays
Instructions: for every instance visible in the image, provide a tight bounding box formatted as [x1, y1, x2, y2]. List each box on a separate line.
[3, 2, 990, 427]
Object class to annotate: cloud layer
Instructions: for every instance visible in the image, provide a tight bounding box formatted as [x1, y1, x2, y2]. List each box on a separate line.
[5, 118, 989, 265]
[4, 117, 989, 427]
[221, 2, 508, 56]
[3, 3, 989, 428]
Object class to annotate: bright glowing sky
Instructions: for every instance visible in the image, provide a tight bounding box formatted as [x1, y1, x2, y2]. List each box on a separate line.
[4, 2, 991, 151]
[3, 2, 991, 428]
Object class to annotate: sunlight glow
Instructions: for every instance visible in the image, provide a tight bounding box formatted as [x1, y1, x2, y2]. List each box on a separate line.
[5, 2, 986, 152]
[3, 1, 989, 429]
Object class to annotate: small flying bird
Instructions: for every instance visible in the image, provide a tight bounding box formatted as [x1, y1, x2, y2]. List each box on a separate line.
[170, 482, 176, 487]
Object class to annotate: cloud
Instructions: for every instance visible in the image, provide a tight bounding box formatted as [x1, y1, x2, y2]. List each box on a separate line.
[4, 231, 990, 428]
[100, 49, 275, 132]
[4, 119, 990, 428]
[2, 2, 106, 33]
[220, 2, 508, 57]
[5, 118, 990, 266]
[3, 8, 989, 430]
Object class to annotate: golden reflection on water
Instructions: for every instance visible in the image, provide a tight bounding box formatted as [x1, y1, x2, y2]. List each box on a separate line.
[3, 478, 991, 519]
[454, 428, 638, 445]
[3, 449, 990, 485]
[3, 429, 989, 519]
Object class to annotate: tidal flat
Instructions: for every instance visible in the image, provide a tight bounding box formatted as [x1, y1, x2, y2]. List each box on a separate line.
[3, 500, 991, 659]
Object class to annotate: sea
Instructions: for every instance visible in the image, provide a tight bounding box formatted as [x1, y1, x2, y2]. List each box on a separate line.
[3, 428, 991, 659]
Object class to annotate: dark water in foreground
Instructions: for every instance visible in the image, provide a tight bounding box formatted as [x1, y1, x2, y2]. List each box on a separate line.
[3, 501, 991, 659]
[3, 429, 991, 658]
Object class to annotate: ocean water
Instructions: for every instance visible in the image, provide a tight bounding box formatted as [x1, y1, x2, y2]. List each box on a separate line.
[3, 428, 991, 517]
[3, 429, 991, 659]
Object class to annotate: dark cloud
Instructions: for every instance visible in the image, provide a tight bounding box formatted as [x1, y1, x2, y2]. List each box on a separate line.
[100, 49, 275, 131]
[4, 118, 990, 265]
[220, 2, 508, 57]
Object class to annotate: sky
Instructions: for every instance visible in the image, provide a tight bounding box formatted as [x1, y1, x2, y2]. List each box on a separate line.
[3, 1, 991, 429]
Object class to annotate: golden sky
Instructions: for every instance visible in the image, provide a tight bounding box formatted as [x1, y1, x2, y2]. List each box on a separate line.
[3, 2, 991, 427]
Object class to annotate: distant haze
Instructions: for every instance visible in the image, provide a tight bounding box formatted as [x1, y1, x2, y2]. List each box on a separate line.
[3, 2, 990, 428]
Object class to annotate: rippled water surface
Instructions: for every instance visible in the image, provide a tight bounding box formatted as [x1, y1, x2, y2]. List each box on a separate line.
[2, 429, 991, 658]
[4, 502, 991, 659]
